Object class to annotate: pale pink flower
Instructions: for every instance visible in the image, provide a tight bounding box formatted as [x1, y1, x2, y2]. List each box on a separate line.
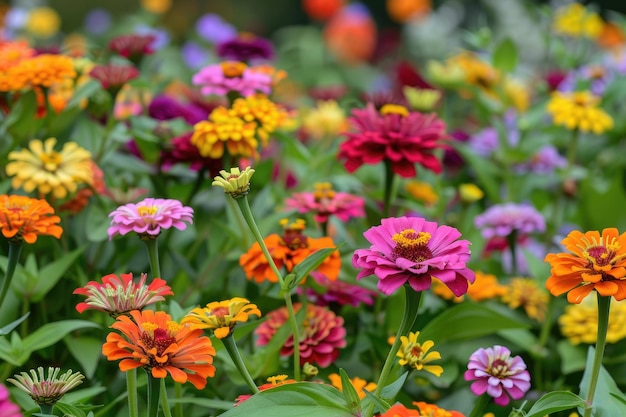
[107, 198, 193, 239]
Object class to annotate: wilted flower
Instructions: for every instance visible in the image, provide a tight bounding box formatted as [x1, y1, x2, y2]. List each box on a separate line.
[73, 272, 173, 317]
[546, 91, 613, 134]
[464, 345, 531, 406]
[107, 198, 194, 239]
[0, 195, 62, 244]
[353, 216, 475, 296]
[182, 297, 261, 338]
[256, 303, 346, 367]
[192, 61, 272, 97]
[0, 383, 21, 417]
[559, 292, 626, 344]
[102, 310, 216, 389]
[328, 373, 376, 399]
[6, 138, 93, 199]
[212, 166, 256, 199]
[396, 331, 443, 376]
[502, 277, 549, 321]
[8, 367, 84, 406]
[545, 228, 626, 303]
[474, 203, 545, 239]
[216, 33, 275, 62]
[285, 182, 365, 223]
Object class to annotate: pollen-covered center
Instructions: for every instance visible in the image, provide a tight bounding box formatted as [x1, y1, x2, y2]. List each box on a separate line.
[40, 151, 63, 171]
[141, 322, 180, 359]
[391, 229, 433, 263]
[410, 345, 424, 357]
[137, 206, 158, 217]
[582, 236, 621, 269]
[488, 358, 512, 378]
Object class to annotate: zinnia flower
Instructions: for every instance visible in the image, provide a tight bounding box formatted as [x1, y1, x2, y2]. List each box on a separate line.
[552, 2, 602, 39]
[108, 34, 155, 61]
[474, 203, 545, 239]
[0, 383, 22, 417]
[73, 272, 173, 316]
[413, 402, 465, 417]
[328, 373, 376, 399]
[501, 277, 549, 321]
[546, 91, 613, 134]
[432, 270, 506, 303]
[191, 107, 259, 159]
[300, 100, 348, 140]
[0, 195, 62, 244]
[89, 64, 140, 95]
[396, 331, 443, 376]
[192, 61, 272, 97]
[8, 367, 84, 406]
[230, 94, 289, 145]
[559, 292, 626, 345]
[102, 310, 216, 389]
[239, 218, 340, 283]
[285, 182, 365, 224]
[182, 297, 261, 338]
[464, 345, 530, 406]
[338, 102, 446, 178]
[304, 273, 377, 307]
[255, 303, 346, 367]
[380, 404, 420, 417]
[212, 166, 255, 199]
[6, 138, 93, 199]
[353, 216, 474, 296]
[545, 228, 626, 303]
[234, 374, 297, 405]
[216, 33, 275, 62]
[0, 54, 76, 92]
[107, 198, 193, 239]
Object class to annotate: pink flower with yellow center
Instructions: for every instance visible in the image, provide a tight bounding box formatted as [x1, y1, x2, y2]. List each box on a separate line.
[285, 182, 365, 224]
[107, 198, 193, 239]
[192, 61, 272, 97]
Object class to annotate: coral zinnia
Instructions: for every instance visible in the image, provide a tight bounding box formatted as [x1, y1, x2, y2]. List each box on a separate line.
[6, 138, 93, 199]
[285, 182, 365, 224]
[102, 310, 216, 389]
[107, 198, 194, 239]
[338, 102, 445, 178]
[255, 303, 346, 367]
[0, 195, 62, 244]
[353, 216, 474, 296]
[380, 404, 420, 417]
[182, 297, 261, 338]
[545, 228, 626, 303]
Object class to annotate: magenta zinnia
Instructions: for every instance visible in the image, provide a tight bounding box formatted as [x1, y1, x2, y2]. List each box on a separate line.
[338, 103, 446, 178]
[353, 216, 474, 296]
[107, 198, 194, 239]
[285, 182, 365, 224]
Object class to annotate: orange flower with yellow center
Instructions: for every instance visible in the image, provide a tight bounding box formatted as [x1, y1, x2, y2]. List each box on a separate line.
[181, 297, 261, 338]
[191, 107, 259, 159]
[0, 54, 75, 92]
[0, 40, 35, 72]
[545, 228, 626, 303]
[239, 219, 340, 284]
[102, 310, 216, 389]
[0, 195, 62, 244]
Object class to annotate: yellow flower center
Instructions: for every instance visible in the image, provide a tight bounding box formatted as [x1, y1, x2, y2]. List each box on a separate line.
[221, 61, 247, 78]
[392, 229, 433, 263]
[380, 104, 409, 117]
[40, 151, 63, 171]
[313, 182, 335, 201]
[266, 374, 288, 385]
[580, 236, 622, 269]
[137, 206, 158, 217]
[488, 358, 513, 379]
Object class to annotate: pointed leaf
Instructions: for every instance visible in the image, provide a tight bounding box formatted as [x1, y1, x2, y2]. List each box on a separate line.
[22, 320, 100, 354]
[286, 247, 338, 291]
[493, 37, 518, 73]
[380, 371, 408, 400]
[31, 246, 86, 301]
[524, 391, 586, 417]
[362, 388, 391, 414]
[579, 346, 626, 416]
[339, 369, 361, 414]
[0, 312, 30, 336]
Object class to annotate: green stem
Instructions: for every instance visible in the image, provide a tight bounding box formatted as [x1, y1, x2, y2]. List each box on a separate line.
[283, 293, 302, 381]
[127, 368, 139, 417]
[583, 295, 611, 417]
[506, 231, 518, 276]
[173, 383, 183, 417]
[222, 334, 259, 394]
[467, 393, 491, 417]
[565, 129, 580, 174]
[143, 238, 162, 278]
[382, 160, 395, 219]
[146, 372, 161, 417]
[0, 242, 23, 311]
[39, 403, 54, 415]
[159, 378, 173, 417]
[363, 286, 423, 417]
[227, 197, 250, 250]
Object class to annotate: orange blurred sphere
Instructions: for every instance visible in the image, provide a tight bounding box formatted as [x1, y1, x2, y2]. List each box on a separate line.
[302, 0, 345, 21]
[324, 7, 377, 64]
[386, 0, 431, 23]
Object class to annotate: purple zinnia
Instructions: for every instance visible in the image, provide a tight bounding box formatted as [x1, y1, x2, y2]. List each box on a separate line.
[353, 216, 475, 296]
[464, 345, 531, 406]
[0, 384, 21, 417]
[474, 203, 545, 239]
[107, 198, 194, 239]
[515, 145, 566, 175]
[195, 13, 237, 44]
[148, 95, 208, 125]
[216, 33, 274, 62]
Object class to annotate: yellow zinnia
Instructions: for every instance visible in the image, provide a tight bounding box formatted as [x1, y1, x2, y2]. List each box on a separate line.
[182, 297, 261, 339]
[25, 7, 61, 38]
[301, 100, 348, 140]
[553, 3, 603, 39]
[559, 293, 626, 344]
[501, 277, 549, 321]
[546, 91, 613, 134]
[396, 331, 443, 376]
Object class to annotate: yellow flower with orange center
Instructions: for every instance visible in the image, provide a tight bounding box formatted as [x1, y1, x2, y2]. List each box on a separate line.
[546, 91, 613, 134]
[191, 107, 259, 159]
[0, 54, 76, 92]
[328, 373, 376, 399]
[396, 331, 443, 376]
[553, 2, 603, 39]
[6, 138, 93, 199]
[230, 94, 290, 145]
[181, 297, 261, 339]
[501, 277, 549, 321]
[405, 180, 438, 206]
[0, 195, 62, 244]
[301, 100, 348, 140]
[559, 292, 626, 345]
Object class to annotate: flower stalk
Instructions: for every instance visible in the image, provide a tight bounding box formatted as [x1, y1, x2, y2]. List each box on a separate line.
[221, 333, 259, 394]
[127, 368, 139, 417]
[160, 378, 173, 417]
[147, 372, 161, 417]
[467, 393, 491, 417]
[583, 294, 611, 417]
[0, 241, 23, 311]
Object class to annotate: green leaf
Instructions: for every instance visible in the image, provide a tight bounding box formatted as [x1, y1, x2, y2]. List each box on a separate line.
[218, 382, 355, 417]
[22, 320, 100, 354]
[420, 303, 529, 344]
[287, 247, 338, 291]
[0, 312, 30, 336]
[492, 37, 518, 73]
[362, 389, 391, 414]
[64, 336, 104, 379]
[579, 346, 626, 416]
[31, 246, 87, 301]
[339, 369, 361, 414]
[556, 340, 587, 375]
[524, 391, 586, 417]
[380, 372, 408, 400]
[168, 397, 236, 410]
[53, 401, 87, 417]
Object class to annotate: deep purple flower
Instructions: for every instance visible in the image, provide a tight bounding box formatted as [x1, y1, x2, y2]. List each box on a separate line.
[0, 384, 21, 417]
[216, 33, 275, 62]
[195, 13, 237, 44]
[161, 131, 223, 175]
[353, 216, 475, 296]
[464, 345, 531, 406]
[474, 203, 545, 239]
[148, 95, 208, 125]
[442, 129, 469, 170]
[107, 198, 194, 239]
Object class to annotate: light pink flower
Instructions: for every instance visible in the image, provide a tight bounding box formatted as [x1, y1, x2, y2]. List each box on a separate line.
[192, 61, 271, 97]
[474, 203, 545, 239]
[353, 216, 475, 296]
[285, 182, 365, 223]
[0, 384, 21, 417]
[255, 303, 346, 368]
[464, 345, 531, 406]
[107, 198, 194, 239]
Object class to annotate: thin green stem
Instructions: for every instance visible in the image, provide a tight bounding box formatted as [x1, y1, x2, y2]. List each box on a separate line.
[227, 197, 250, 250]
[583, 295, 611, 417]
[534, 298, 556, 391]
[0, 242, 23, 311]
[143, 238, 162, 278]
[127, 369, 139, 417]
[565, 129, 580, 174]
[382, 160, 395, 219]
[506, 231, 518, 276]
[467, 393, 491, 417]
[222, 334, 259, 393]
[283, 293, 301, 381]
[39, 403, 54, 415]
[160, 378, 173, 417]
[173, 383, 183, 417]
[146, 372, 161, 417]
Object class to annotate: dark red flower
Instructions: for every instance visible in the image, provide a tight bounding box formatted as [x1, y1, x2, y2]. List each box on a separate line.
[89, 64, 140, 94]
[109, 34, 155, 64]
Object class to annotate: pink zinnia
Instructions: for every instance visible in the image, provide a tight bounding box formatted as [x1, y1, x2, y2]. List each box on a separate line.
[285, 182, 365, 223]
[304, 274, 377, 308]
[338, 103, 446, 178]
[474, 203, 545, 239]
[73, 272, 173, 316]
[353, 216, 475, 296]
[192, 61, 271, 97]
[255, 303, 346, 368]
[107, 198, 194, 239]
[0, 384, 21, 417]
[464, 345, 531, 406]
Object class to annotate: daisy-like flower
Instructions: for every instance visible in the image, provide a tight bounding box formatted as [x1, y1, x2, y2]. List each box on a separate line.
[546, 91, 613, 134]
[255, 303, 346, 367]
[545, 228, 626, 303]
[0, 54, 76, 92]
[552, 2, 602, 39]
[6, 138, 93, 199]
[230, 94, 289, 145]
[192, 61, 272, 97]
[0, 383, 22, 417]
[328, 373, 376, 399]
[432, 270, 507, 303]
[239, 218, 341, 284]
[447, 51, 500, 96]
[559, 292, 626, 345]
[89, 64, 140, 96]
[191, 107, 259, 159]
[353, 216, 474, 296]
[412, 401, 466, 417]
[0, 195, 62, 244]
[107, 198, 194, 240]
[474, 203, 545, 240]
[102, 310, 216, 389]
[501, 277, 549, 321]
[338, 102, 446, 178]
[285, 182, 365, 224]
[73, 272, 173, 317]
[212, 166, 255, 199]
[8, 367, 84, 406]
[396, 331, 443, 376]
[464, 345, 531, 406]
[300, 100, 348, 140]
[216, 33, 275, 62]
[181, 297, 261, 338]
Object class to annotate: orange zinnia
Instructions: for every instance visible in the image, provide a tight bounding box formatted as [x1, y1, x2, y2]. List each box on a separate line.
[239, 219, 340, 283]
[0, 195, 62, 244]
[102, 310, 216, 389]
[545, 228, 626, 303]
